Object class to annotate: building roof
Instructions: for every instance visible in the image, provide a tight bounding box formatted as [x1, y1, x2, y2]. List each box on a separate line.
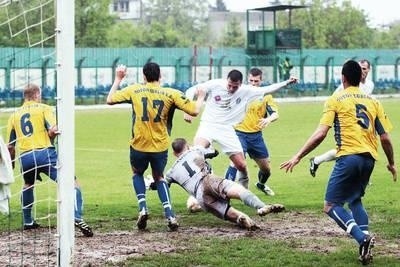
[251, 4, 308, 12]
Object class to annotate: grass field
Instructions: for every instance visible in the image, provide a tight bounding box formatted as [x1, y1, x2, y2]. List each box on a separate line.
[1, 98, 399, 266]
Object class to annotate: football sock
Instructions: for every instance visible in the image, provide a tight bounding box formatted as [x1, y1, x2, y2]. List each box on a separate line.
[22, 186, 34, 224]
[258, 169, 271, 185]
[314, 149, 336, 165]
[156, 179, 174, 218]
[225, 165, 237, 181]
[239, 190, 265, 209]
[74, 186, 83, 220]
[237, 171, 249, 189]
[133, 174, 147, 212]
[327, 205, 365, 244]
[349, 199, 369, 233]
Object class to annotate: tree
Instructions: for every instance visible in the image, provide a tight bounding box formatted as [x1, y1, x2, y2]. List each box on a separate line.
[141, 0, 209, 47]
[372, 22, 400, 49]
[218, 16, 245, 47]
[75, 0, 116, 47]
[209, 0, 228, 12]
[216, 0, 228, 11]
[107, 21, 143, 47]
[276, 0, 375, 49]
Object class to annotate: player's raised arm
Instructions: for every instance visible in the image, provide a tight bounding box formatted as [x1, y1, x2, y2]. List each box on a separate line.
[107, 64, 127, 105]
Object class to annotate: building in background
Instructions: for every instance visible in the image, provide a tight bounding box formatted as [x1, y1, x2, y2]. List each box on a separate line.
[110, 0, 142, 20]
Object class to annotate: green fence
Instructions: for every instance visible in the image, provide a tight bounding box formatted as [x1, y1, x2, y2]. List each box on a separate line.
[0, 47, 399, 106]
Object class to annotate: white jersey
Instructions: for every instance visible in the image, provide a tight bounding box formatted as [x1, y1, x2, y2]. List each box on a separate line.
[165, 146, 210, 196]
[335, 79, 374, 95]
[186, 79, 287, 126]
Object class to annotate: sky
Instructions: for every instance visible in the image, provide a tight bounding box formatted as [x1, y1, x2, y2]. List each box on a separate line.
[212, 0, 399, 28]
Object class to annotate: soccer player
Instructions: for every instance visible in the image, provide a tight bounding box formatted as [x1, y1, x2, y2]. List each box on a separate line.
[6, 83, 93, 237]
[107, 62, 205, 231]
[280, 60, 396, 265]
[225, 68, 279, 196]
[309, 59, 374, 177]
[184, 69, 297, 190]
[165, 138, 284, 230]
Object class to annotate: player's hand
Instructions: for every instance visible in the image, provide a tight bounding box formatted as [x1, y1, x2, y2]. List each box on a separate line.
[280, 156, 301, 173]
[258, 118, 271, 128]
[387, 163, 397, 182]
[48, 125, 60, 139]
[115, 64, 127, 80]
[287, 77, 298, 85]
[183, 113, 194, 123]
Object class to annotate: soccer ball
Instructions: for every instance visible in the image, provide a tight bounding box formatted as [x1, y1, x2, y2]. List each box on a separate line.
[186, 195, 202, 213]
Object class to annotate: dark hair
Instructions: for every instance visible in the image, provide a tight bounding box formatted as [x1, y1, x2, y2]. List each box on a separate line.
[143, 62, 160, 82]
[342, 60, 361, 86]
[227, 69, 243, 83]
[171, 138, 187, 154]
[249, 67, 262, 78]
[359, 59, 371, 68]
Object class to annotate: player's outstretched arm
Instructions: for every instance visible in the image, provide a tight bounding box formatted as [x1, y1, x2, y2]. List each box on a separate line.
[280, 125, 329, 173]
[259, 76, 298, 95]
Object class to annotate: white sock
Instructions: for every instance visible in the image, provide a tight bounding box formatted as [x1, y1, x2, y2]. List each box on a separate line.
[314, 149, 336, 165]
[237, 170, 249, 189]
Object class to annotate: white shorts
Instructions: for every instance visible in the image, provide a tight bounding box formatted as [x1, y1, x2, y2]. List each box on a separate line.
[195, 121, 243, 154]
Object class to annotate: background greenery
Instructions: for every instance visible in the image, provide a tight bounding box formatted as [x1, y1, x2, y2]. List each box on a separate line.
[0, 98, 399, 266]
[0, 0, 399, 48]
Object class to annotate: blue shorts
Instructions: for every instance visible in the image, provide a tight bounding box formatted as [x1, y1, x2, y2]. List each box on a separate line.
[130, 147, 168, 176]
[20, 147, 58, 185]
[236, 131, 269, 159]
[325, 154, 375, 205]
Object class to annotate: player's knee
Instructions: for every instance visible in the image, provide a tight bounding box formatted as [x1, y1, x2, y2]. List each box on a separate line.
[234, 161, 247, 172]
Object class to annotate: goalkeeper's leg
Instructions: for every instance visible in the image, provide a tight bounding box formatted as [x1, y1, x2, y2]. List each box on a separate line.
[226, 207, 259, 230]
[226, 182, 285, 215]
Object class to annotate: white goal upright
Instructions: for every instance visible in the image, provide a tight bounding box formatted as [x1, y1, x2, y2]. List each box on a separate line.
[56, 0, 75, 265]
[0, 0, 76, 266]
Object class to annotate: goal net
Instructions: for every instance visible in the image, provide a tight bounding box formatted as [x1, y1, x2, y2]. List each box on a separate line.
[0, 0, 75, 266]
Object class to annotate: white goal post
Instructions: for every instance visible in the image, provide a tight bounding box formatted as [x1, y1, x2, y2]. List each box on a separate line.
[56, 0, 75, 266]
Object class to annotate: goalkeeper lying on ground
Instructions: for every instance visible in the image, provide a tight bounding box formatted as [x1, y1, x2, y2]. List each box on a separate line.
[150, 137, 285, 230]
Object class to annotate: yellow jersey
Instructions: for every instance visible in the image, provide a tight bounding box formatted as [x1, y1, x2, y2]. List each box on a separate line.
[110, 82, 197, 152]
[320, 86, 393, 160]
[235, 95, 278, 133]
[7, 101, 56, 153]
